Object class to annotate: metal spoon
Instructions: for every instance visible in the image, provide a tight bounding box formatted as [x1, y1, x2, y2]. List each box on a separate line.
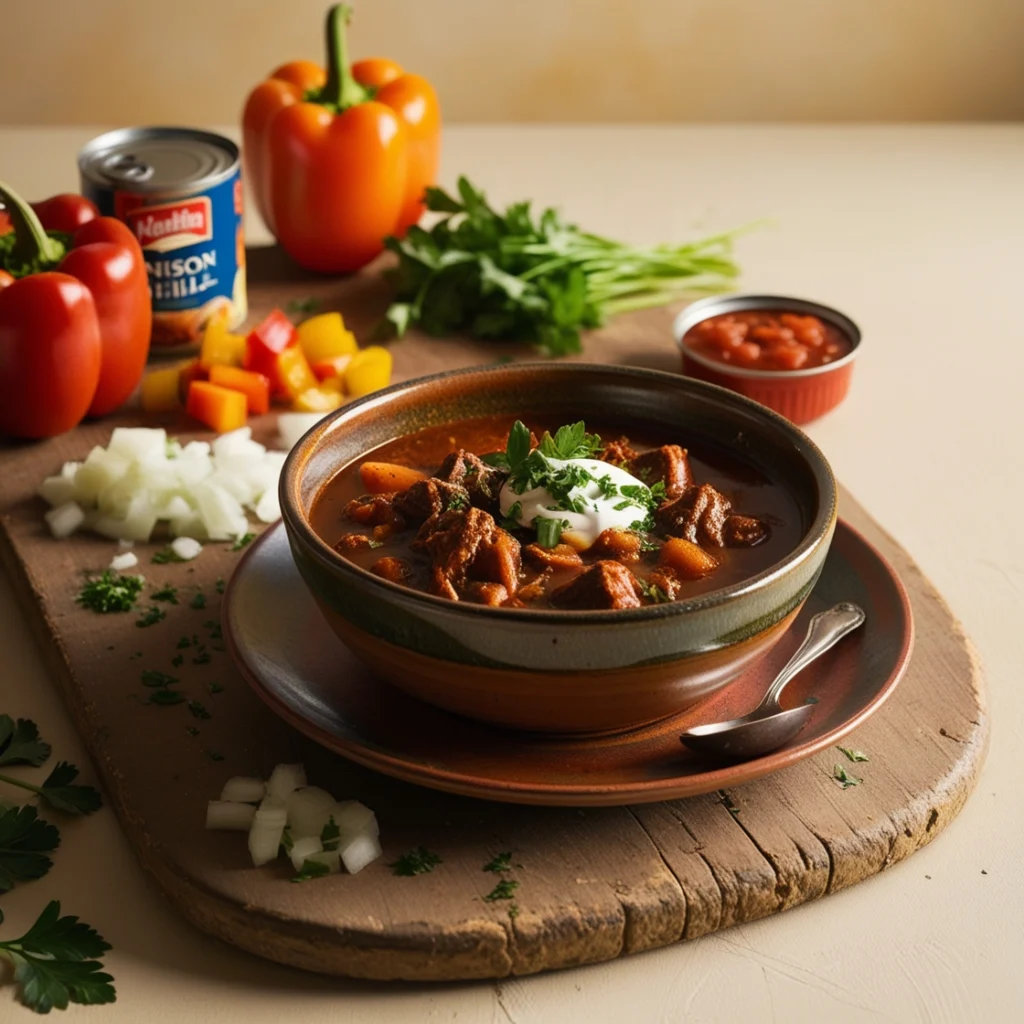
[679, 602, 866, 760]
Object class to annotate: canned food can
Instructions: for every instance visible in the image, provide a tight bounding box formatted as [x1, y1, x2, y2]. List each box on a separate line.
[79, 127, 247, 356]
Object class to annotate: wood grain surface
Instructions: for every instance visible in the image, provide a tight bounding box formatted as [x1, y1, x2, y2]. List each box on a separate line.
[0, 248, 988, 981]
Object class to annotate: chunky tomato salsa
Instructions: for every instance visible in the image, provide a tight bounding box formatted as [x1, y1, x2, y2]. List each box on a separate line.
[685, 310, 852, 371]
[312, 416, 802, 611]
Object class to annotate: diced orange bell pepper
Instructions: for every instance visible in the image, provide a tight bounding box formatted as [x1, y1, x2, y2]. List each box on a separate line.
[199, 311, 247, 369]
[311, 353, 353, 381]
[297, 312, 358, 364]
[186, 381, 248, 433]
[177, 358, 208, 403]
[243, 308, 297, 391]
[344, 345, 393, 397]
[293, 384, 345, 413]
[140, 365, 183, 413]
[275, 345, 319, 401]
[208, 364, 271, 415]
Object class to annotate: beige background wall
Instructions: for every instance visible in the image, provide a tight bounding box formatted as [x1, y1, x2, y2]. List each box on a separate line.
[1, 0, 1022, 125]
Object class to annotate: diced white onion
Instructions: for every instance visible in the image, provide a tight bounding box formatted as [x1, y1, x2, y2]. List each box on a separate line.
[333, 800, 379, 838]
[109, 551, 138, 571]
[289, 836, 323, 872]
[286, 786, 337, 838]
[220, 776, 266, 803]
[267, 763, 306, 800]
[40, 427, 288, 548]
[339, 831, 383, 875]
[277, 413, 324, 450]
[206, 800, 257, 831]
[248, 817, 285, 867]
[256, 794, 289, 826]
[170, 536, 203, 561]
[45, 501, 85, 539]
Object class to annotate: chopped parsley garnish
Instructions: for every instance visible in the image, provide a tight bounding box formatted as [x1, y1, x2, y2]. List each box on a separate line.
[151, 547, 185, 565]
[637, 534, 661, 552]
[637, 579, 672, 604]
[176, 636, 191, 650]
[204, 621, 223, 641]
[832, 765, 862, 789]
[185, 726, 199, 737]
[445, 490, 470, 512]
[0, 900, 116, 1013]
[187, 701, 211, 721]
[204, 749, 224, 762]
[135, 606, 165, 629]
[0, 805, 60, 893]
[368, 538, 384, 549]
[483, 878, 519, 902]
[537, 422, 603, 461]
[320, 817, 341, 852]
[0, 716, 51, 767]
[206, 682, 225, 695]
[146, 690, 186, 707]
[192, 649, 211, 666]
[190, 591, 206, 610]
[231, 532, 255, 551]
[534, 516, 570, 548]
[171, 654, 184, 668]
[215, 577, 226, 594]
[483, 852, 517, 874]
[75, 572, 144, 614]
[596, 474, 619, 499]
[499, 501, 523, 532]
[286, 296, 321, 316]
[838, 746, 869, 763]
[140, 670, 178, 689]
[508, 903, 520, 919]
[291, 858, 330, 883]
[389, 846, 443, 876]
[150, 585, 178, 604]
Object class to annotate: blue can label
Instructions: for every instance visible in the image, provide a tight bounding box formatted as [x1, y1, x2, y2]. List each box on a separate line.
[85, 171, 246, 352]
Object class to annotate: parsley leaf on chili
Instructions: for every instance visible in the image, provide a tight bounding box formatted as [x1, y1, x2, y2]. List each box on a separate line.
[0, 900, 116, 1013]
[534, 517, 570, 548]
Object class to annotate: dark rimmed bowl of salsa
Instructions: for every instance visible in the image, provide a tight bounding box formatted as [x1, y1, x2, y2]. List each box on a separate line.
[674, 295, 861, 425]
[279, 363, 837, 734]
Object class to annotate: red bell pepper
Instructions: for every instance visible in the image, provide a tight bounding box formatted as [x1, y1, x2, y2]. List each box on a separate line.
[0, 193, 98, 237]
[0, 182, 152, 438]
[243, 308, 297, 393]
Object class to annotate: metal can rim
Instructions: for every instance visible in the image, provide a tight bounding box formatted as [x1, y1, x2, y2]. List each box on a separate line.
[672, 294, 862, 380]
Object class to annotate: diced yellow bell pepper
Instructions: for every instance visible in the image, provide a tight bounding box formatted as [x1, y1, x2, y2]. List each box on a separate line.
[320, 375, 345, 394]
[344, 346, 393, 398]
[297, 312, 358, 364]
[141, 365, 183, 412]
[275, 345, 319, 402]
[199, 311, 246, 369]
[294, 385, 345, 413]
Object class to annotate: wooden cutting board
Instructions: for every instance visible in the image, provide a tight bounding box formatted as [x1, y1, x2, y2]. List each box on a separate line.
[0, 248, 987, 981]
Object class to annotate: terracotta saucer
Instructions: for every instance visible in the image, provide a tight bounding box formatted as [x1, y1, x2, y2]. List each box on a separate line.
[224, 521, 913, 806]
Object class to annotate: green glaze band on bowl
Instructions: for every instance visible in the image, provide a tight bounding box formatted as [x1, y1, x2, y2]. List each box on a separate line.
[280, 363, 837, 733]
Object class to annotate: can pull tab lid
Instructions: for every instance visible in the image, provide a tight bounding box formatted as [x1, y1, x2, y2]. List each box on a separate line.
[103, 153, 154, 184]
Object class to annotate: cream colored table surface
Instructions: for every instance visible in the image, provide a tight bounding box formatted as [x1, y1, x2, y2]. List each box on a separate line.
[0, 125, 1021, 1023]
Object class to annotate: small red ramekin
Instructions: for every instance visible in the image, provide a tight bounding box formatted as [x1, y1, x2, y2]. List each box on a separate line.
[673, 295, 861, 426]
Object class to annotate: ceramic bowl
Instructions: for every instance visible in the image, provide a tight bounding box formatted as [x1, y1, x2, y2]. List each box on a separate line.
[674, 295, 862, 425]
[280, 363, 837, 734]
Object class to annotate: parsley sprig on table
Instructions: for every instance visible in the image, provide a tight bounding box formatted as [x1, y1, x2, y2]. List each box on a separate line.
[0, 806, 60, 894]
[0, 902, 115, 1013]
[383, 176, 745, 356]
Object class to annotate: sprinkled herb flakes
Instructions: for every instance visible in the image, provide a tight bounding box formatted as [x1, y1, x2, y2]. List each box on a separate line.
[389, 846, 443, 876]
[76, 572, 144, 614]
[135, 606, 165, 628]
[832, 765, 862, 789]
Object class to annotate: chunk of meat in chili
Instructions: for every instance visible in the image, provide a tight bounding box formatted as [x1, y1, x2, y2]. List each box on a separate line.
[344, 493, 407, 531]
[628, 445, 694, 499]
[589, 528, 643, 563]
[334, 533, 375, 552]
[724, 514, 770, 547]
[523, 542, 584, 571]
[394, 478, 470, 523]
[516, 568, 554, 604]
[656, 483, 732, 547]
[647, 567, 685, 601]
[551, 560, 642, 610]
[418, 507, 521, 601]
[599, 436, 638, 466]
[370, 556, 412, 584]
[464, 582, 509, 607]
[434, 449, 507, 513]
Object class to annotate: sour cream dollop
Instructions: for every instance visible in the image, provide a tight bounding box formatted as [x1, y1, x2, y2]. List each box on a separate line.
[498, 457, 651, 550]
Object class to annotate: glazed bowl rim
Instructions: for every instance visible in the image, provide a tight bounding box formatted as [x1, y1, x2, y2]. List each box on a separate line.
[280, 362, 838, 625]
[673, 293, 862, 380]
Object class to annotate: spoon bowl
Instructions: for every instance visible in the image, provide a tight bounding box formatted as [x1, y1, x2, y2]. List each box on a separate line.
[680, 602, 866, 759]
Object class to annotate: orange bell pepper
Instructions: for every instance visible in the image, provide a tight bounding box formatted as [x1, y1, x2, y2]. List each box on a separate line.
[208, 365, 271, 415]
[241, 4, 441, 272]
[186, 381, 248, 434]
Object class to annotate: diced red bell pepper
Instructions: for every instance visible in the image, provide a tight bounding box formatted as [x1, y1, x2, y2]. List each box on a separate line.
[243, 308, 297, 392]
[208, 364, 271, 415]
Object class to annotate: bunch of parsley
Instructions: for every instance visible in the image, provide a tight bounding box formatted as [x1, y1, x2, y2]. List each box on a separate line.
[383, 177, 744, 356]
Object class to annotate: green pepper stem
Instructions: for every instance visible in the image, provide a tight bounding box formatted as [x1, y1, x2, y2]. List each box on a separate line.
[0, 181, 66, 268]
[320, 4, 371, 110]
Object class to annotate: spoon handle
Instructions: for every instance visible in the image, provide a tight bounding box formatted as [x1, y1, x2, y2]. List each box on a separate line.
[756, 602, 866, 711]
